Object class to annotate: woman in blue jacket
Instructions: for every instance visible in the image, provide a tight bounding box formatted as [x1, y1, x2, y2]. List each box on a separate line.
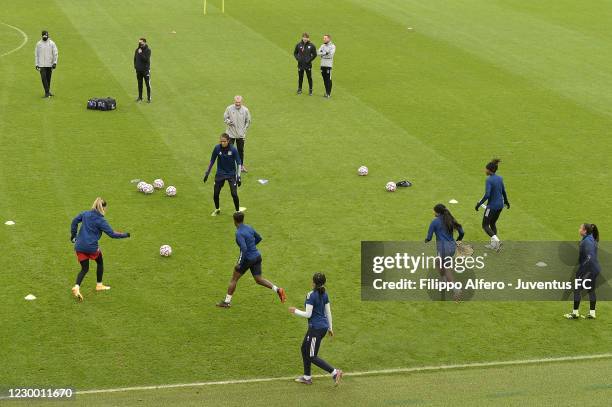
[565, 223, 600, 319]
[70, 198, 130, 301]
[290, 273, 343, 386]
[425, 204, 464, 300]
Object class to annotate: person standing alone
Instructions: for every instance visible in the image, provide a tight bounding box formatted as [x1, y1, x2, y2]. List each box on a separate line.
[293, 33, 317, 95]
[134, 37, 152, 103]
[34, 30, 58, 98]
[318, 34, 336, 98]
[224, 95, 251, 172]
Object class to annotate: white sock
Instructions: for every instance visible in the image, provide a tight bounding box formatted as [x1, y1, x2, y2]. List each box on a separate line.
[304, 375, 311, 380]
[74, 284, 80, 289]
[491, 235, 500, 242]
[225, 294, 232, 303]
[97, 282, 103, 286]
[573, 309, 579, 315]
[590, 310, 596, 317]
[331, 369, 337, 376]
[272, 285, 279, 293]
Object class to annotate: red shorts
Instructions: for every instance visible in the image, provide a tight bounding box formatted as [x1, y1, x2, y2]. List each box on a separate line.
[76, 250, 101, 262]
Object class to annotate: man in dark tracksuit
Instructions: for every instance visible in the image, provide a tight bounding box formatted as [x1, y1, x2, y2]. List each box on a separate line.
[293, 33, 317, 95]
[134, 37, 151, 103]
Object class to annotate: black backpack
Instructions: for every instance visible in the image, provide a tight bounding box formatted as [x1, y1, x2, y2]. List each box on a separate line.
[87, 97, 117, 111]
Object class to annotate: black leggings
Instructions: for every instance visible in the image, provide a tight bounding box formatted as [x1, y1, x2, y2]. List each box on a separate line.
[136, 70, 151, 99]
[301, 328, 334, 376]
[76, 253, 104, 285]
[574, 272, 597, 310]
[482, 207, 502, 237]
[298, 68, 313, 90]
[229, 138, 245, 165]
[214, 177, 239, 211]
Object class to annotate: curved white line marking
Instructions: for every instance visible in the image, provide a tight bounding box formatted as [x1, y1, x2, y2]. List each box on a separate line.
[0, 22, 28, 58]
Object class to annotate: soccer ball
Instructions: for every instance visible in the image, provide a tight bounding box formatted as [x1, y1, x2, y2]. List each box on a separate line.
[160, 244, 172, 257]
[166, 186, 177, 196]
[358, 166, 368, 176]
[153, 179, 164, 189]
[142, 183, 154, 194]
[137, 181, 147, 192]
[385, 181, 397, 192]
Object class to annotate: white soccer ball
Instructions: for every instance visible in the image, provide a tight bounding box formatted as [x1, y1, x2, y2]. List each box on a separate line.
[358, 166, 369, 176]
[142, 183, 154, 194]
[385, 181, 397, 192]
[137, 181, 147, 192]
[166, 186, 177, 196]
[160, 244, 172, 257]
[153, 179, 164, 189]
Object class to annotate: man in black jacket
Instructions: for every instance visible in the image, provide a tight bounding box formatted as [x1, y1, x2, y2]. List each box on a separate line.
[134, 37, 152, 103]
[293, 33, 317, 96]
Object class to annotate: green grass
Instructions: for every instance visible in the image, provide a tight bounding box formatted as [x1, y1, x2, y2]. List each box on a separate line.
[1, 0, 611, 404]
[10, 358, 612, 406]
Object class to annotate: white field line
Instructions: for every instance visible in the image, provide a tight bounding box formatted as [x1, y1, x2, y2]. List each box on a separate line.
[0, 23, 28, 58]
[77, 353, 612, 395]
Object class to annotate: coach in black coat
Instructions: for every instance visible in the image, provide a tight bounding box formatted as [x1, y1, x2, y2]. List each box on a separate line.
[134, 37, 152, 102]
[293, 33, 317, 95]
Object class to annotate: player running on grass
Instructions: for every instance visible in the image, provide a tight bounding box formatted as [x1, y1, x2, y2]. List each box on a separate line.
[475, 158, 510, 251]
[203, 133, 245, 216]
[290, 272, 343, 386]
[425, 204, 465, 301]
[216, 212, 286, 308]
[565, 223, 601, 320]
[70, 198, 130, 301]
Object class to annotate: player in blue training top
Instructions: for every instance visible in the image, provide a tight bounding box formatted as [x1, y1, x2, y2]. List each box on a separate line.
[203, 133, 244, 217]
[290, 273, 343, 386]
[69, 197, 130, 301]
[475, 158, 510, 251]
[425, 204, 464, 300]
[216, 212, 286, 308]
[565, 223, 601, 320]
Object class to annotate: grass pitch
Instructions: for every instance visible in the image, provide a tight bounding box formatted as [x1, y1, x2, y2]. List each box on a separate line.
[1, 0, 611, 405]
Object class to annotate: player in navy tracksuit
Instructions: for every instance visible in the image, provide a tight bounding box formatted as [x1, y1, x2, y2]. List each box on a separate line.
[203, 133, 243, 216]
[425, 204, 464, 300]
[69, 198, 130, 301]
[565, 223, 601, 320]
[290, 273, 343, 386]
[216, 212, 286, 307]
[475, 158, 510, 251]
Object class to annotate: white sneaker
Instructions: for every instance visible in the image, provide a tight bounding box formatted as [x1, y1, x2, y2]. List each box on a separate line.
[211, 209, 221, 216]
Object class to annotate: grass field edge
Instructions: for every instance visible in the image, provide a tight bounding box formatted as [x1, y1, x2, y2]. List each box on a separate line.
[73, 353, 612, 396]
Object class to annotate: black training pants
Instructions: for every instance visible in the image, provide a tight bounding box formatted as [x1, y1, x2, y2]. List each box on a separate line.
[482, 207, 502, 237]
[213, 177, 240, 211]
[298, 68, 313, 90]
[574, 271, 598, 310]
[136, 70, 151, 99]
[39, 67, 53, 95]
[301, 328, 334, 376]
[321, 66, 332, 95]
[76, 253, 104, 285]
[229, 138, 245, 165]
